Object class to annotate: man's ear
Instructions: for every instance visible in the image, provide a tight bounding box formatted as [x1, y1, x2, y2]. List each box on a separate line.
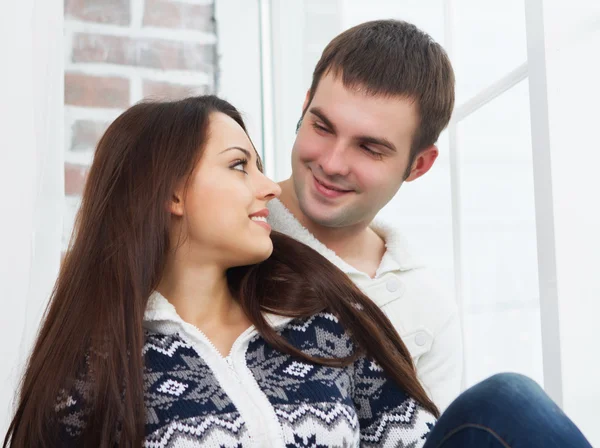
[405, 145, 439, 182]
[302, 89, 310, 112]
[296, 90, 311, 134]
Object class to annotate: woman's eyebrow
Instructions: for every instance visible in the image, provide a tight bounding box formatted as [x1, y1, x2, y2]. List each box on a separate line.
[220, 146, 252, 158]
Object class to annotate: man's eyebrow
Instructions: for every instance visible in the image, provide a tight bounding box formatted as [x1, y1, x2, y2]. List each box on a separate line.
[309, 107, 396, 152]
[309, 107, 336, 132]
[220, 146, 252, 158]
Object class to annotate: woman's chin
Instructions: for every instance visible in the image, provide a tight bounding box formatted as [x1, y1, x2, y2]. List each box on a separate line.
[252, 241, 274, 263]
[231, 241, 274, 267]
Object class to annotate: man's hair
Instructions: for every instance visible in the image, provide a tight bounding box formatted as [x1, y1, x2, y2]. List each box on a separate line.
[305, 20, 455, 170]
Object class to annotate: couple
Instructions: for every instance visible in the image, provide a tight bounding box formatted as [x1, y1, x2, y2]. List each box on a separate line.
[5, 20, 591, 447]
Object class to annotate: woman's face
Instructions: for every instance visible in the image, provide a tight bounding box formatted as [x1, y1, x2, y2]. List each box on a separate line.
[172, 112, 281, 268]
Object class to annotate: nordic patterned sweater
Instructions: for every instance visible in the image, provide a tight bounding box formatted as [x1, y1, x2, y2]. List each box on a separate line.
[57, 291, 436, 447]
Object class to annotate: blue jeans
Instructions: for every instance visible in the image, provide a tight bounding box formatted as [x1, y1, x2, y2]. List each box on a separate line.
[424, 373, 592, 448]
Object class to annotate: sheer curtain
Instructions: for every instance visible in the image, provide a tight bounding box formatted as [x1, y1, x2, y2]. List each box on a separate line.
[0, 0, 64, 434]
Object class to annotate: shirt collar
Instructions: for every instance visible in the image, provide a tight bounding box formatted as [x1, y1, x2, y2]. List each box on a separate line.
[143, 290, 294, 330]
[267, 199, 423, 279]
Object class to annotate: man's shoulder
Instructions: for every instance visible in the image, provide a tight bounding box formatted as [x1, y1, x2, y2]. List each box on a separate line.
[267, 199, 317, 246]
[267, 198, 296, 231]
[399, 266, 456, 309]
[369, 218, 425, 270]
[267, 199, 355, 272]
[379, 266, 458, 334]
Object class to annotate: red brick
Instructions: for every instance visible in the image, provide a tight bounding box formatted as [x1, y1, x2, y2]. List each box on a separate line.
[142, 80, 209, 100]
[72, 33, 215, 72]
[143, 0, 214, 32]
[65, 0, 131, 26]
[65, 73, 130, 109]
[71, 120, 110, 151]
[65, 163, 89, 196]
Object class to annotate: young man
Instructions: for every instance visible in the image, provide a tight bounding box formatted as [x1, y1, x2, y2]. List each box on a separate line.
[268, 19, 462, 410]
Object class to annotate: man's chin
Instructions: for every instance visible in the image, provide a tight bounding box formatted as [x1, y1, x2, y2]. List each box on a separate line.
[299, 198, 350, 228]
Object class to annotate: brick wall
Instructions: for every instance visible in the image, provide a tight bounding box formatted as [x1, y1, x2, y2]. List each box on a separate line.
[63, 0, 217, 249]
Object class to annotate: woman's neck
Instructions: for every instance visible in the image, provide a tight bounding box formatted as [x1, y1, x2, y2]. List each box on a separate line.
[156, 258, 238, 330]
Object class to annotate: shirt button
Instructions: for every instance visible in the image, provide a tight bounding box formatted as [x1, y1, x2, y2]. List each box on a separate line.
[386, 278, 400, 292]
[415, 332, 427, 347]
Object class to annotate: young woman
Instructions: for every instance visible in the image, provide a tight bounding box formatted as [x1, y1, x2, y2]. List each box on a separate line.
[4, 96, 591, 448]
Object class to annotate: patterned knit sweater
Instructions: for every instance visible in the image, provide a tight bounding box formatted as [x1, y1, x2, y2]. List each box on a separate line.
[57, 292, 436, 447]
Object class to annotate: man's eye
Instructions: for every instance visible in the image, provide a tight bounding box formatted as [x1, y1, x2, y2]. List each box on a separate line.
[361, 145, 383, 160]
[312, 123, 330, 133]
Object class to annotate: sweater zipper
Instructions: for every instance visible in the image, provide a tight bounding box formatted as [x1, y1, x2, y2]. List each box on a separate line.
[186, 322, 255, 383]
[179, 322, 279, 446]
[224, 354, 239, 379]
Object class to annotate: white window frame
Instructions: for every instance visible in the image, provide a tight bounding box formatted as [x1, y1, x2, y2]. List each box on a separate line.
[215, 0, 267, 169]
[523, 0, 563, 407]
[216, 0, 282, 181]
[443, 0, 559, 397]
[444, 0, 563, 404]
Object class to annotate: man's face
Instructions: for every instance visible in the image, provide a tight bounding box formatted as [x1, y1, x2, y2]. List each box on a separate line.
[291, 72, 427, 228]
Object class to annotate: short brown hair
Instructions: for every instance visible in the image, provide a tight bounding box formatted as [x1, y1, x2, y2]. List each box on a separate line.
[306, 20, 455, 170]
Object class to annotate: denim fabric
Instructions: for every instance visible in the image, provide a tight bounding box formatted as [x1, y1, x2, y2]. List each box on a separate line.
[424, 373, 592, 448]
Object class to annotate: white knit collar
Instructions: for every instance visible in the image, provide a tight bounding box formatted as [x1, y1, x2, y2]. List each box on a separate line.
[267, 198, 423, 278]
[143, 290, 293, 329]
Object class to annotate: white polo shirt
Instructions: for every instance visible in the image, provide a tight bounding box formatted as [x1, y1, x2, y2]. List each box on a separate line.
[268, 198, 463, 411]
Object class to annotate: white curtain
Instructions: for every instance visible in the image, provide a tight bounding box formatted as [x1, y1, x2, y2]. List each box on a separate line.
[0, 0, 64, 434]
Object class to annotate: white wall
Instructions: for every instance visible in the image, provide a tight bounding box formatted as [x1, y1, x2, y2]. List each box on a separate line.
[0, 0, 64, 435]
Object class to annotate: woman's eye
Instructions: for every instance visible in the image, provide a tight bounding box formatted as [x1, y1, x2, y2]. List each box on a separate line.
[230, 159, 248, 174]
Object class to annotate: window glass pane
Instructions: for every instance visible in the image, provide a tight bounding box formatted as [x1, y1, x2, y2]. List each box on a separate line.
[454, 0, 527, 103]
[342, 0, 445, 45]
[458, 80, 543, 387]
[378, 131, 455, 300]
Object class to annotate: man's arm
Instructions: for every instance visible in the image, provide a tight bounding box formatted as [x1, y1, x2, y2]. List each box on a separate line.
[415, 310, 463, 412]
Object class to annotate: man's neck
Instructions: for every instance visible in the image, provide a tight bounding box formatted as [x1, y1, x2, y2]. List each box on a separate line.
[279, 179, 386, 277]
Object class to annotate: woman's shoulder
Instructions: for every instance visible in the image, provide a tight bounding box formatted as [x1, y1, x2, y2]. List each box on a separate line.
[142, 329, 208, 371]
[285, 311, 347, 334]
[275, 312, 356, 359]
[143, 328, 193, 353]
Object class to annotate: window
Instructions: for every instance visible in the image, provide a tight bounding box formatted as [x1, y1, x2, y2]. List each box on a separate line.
[458, 80, 542, 386]
[257, 4, 600, 443]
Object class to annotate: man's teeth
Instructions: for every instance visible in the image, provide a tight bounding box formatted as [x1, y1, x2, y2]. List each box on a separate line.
[251, 216, 267, 223]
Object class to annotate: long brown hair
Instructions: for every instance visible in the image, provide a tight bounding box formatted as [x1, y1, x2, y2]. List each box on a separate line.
[4, 95, 438, 447]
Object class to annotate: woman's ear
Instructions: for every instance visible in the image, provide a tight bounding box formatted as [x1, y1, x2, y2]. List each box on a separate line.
[169, 186, 185, 217]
